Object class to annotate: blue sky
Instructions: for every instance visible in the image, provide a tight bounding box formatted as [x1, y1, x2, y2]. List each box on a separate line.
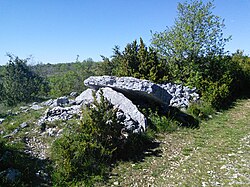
[0, 0, 249, 65]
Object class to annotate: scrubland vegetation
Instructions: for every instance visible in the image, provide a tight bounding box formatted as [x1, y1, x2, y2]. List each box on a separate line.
[0, 0, 250, 186]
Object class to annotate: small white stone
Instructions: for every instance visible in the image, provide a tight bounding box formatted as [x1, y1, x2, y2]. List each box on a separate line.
[113, 181, 119, 185]
[220, 165, 227, 170]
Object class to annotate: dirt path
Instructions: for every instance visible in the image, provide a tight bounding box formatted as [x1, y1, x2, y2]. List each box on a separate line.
[107, 99, 250, 186]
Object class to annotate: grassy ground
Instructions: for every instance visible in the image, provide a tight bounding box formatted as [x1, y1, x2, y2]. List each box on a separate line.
[106, 99, 250, 186]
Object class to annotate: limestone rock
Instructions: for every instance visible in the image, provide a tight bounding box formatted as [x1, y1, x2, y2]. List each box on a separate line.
[12, 128, 20, 134]
[76, 87, 147, 133]
[84, 76, 172, 107]
[70, 91, 78, 97]
[30, 104, 44, 110]
[40, 105, 81, 123]
[20, 122, 28, 129]
[56, 96, 69, 106]
[20, 106, 29, 111]
[41, 97, 70, 107]
[99, 87, 146, 133]
[41, 99, 55, 106]
[0, 118, 4, 124]
[159, 83, 200, 109]
[75, 88, 95, 105]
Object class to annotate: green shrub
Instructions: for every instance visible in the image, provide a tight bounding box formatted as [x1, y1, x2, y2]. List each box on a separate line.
[48, 70, 86, 98]
[187, 101, 215, 120]
[231, 50, 250, 95]
[182, 55, 250, 109]
[51, 91, 124, 186]
[114, 132, 155, 161]
[102, 38, 170, 83]
[148, 111, 179, 133]
[1, 55, 49, 106]
[200, 73, 232, 109]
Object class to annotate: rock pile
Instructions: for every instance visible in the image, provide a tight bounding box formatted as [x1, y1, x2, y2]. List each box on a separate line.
[2, 76, 200, 140]
[159, 83, 199, 109]
[85, 76, 199, 109]
[30, 104, 44, 111]
[38, 105, 81, 124]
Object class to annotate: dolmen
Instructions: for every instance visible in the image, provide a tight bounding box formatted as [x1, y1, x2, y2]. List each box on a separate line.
[38, 76, 200, 135]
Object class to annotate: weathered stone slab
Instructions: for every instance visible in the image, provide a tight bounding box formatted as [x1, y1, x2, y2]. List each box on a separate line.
[76, 87, 146, 133]
[84, 76, 172, 107]
[75, 88, 95, 105]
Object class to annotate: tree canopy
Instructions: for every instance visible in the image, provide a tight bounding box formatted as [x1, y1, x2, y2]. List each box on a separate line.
[151, 0, 231, 78]
[1, 55, 48, 106]
[102, 38, 169, 83]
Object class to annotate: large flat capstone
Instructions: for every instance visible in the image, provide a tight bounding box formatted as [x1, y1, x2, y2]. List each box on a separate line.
[84, 76, 172, 107]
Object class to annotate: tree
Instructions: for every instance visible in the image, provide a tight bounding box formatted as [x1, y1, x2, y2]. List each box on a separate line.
[2, 55, 48, 106]
[109, 38, 169, 83]
[0, 70, 3, 102]
[99, 56, 116, 76]
[48, 70, 86, 97]
[0, 82, 3, 102]
[151, 0, 231, 81]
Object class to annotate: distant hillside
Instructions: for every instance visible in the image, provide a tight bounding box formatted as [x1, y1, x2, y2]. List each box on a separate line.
[31, 59, 101, 77]
[0, 58, 101, 78]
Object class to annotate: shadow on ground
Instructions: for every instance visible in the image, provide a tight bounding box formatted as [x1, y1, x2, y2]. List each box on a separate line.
[169, 107, 200, 128]
[113, 133, 162, 163]
[0, 139, 52, 186]
[112, 105, 200, 164]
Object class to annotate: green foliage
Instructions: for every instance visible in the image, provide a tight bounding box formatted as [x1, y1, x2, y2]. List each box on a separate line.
[201, 75, 232, 109]
[47, 60, 101, 98]
[231, 50, 250, 94]
[51, 91, 124, 185]
[0, 82, 3, 102]
[48, 70, 85, 97]
[194, 54, 250, 109]
[187, 101, 215, 120]
[148, 111, 179, 133]
[0, 67, 3, 101]
[102, 38, 169, 83]
[1, 55, 49, 106]
[151, 0, 231, 76]
[99, 55, 118, 76]
[150, 0, 250, 109]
